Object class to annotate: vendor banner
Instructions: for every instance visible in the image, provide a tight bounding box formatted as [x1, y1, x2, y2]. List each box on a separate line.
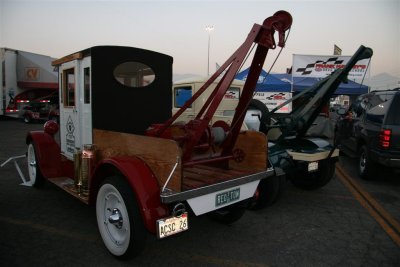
[253, 92, 292, 113]
[292, 54, 370, 82]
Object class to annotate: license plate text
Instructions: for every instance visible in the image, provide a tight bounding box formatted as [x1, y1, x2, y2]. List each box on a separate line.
[216, 188, 240, 207]
[157, 213, 188, 239]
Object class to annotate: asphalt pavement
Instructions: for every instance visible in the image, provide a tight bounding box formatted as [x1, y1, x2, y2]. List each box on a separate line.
[0, 118, 399, 266]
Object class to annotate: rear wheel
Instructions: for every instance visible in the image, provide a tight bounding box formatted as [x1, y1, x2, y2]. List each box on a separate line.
[359, 145, 376, 180]
[290, 159, 336, 190]
[27, 143, 44, 187]
[248, 175, 285, 210]
[96, 176, 146, 259]
[208, 202, 246, 224]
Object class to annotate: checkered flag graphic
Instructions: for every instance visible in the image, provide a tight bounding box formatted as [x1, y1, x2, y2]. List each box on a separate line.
[295, 57, 344, 75]
[265, 93, 286, 100]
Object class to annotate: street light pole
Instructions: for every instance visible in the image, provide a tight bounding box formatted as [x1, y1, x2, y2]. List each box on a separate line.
[205, 25, 214, 76]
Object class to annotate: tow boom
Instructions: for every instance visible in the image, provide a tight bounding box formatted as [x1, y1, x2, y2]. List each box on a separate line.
[270, 45, 373, 140]
[147, 11, 293, 164]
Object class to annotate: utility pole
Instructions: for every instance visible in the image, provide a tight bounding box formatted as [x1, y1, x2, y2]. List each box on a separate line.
[205, 25, 214, 76]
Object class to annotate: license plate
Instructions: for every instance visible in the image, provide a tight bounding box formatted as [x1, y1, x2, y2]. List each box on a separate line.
[156, 212, 188, 239]
[215, 188, 240, 207]
[32, 112, 40, 119]
[308, 161, 319, 172]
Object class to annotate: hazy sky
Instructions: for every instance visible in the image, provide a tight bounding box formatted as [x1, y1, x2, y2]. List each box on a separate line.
[1, 0, 399, 78]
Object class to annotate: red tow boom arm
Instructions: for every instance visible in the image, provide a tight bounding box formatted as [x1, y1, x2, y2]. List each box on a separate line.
[150, 11, 293, 164]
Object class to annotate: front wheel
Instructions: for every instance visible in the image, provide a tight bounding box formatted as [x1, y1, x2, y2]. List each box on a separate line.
[290, 159, 336, 190]
[96, 176, 146, 259]
[27, 143, 44, 187]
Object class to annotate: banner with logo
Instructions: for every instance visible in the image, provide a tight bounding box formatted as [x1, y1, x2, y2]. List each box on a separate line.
[253, 92, 292, 113]
[292, 54, 370, 82]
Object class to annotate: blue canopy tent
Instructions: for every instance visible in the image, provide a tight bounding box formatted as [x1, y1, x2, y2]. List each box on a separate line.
[236, 68, 291, 92]
[273, 73, 368, 95]
[292, 77, 368, 95]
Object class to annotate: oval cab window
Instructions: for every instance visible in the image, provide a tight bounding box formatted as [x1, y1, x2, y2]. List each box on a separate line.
[113, 62, 155, 87]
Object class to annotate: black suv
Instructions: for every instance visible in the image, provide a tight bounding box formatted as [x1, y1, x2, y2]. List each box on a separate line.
[335, 88, 400, 179]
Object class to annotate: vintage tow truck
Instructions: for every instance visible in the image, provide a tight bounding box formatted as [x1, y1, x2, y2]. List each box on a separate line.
[25, 11, 293, 258]
[23, 9, 373, 257]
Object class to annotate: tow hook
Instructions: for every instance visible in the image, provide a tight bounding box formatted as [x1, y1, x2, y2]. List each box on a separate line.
[172, 203, 186, 217]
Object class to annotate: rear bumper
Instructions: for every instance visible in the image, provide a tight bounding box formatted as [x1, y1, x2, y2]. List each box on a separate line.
[370, 149, 400, 168]
[287, 148, 339, 162]
[160, 168, 274, 204]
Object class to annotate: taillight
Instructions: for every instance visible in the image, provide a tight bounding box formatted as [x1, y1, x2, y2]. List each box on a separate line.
[379, 129, 391, 148]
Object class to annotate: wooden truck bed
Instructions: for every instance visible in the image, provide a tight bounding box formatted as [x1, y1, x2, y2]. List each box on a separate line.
[182, 164, 253, 190]
[93, 129, 268, 195]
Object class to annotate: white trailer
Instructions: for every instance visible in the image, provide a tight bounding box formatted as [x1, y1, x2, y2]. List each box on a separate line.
[1, 48, 18, 116]
[0, 48, 57, 116]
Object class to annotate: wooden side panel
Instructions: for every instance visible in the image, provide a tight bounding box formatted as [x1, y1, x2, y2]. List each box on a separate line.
[229, 130, 267, 171]
[93, 129, 182, 192]
[182, 164, 254, 190]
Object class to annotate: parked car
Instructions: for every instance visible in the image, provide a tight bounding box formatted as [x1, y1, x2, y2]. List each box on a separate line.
[335, 88, 400, 179]
[18, 100, 59, 123]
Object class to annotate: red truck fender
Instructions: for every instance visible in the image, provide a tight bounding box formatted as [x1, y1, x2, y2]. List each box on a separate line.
[89, 156, 170, 234]
[26, 131, 64, 178]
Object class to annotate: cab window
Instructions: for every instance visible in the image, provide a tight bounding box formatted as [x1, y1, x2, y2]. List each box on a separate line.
[62, 68, 75, 107]
[113, 62, 155, 87]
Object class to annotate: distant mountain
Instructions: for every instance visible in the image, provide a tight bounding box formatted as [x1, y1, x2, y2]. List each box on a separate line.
[366, 73, 400, 91]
